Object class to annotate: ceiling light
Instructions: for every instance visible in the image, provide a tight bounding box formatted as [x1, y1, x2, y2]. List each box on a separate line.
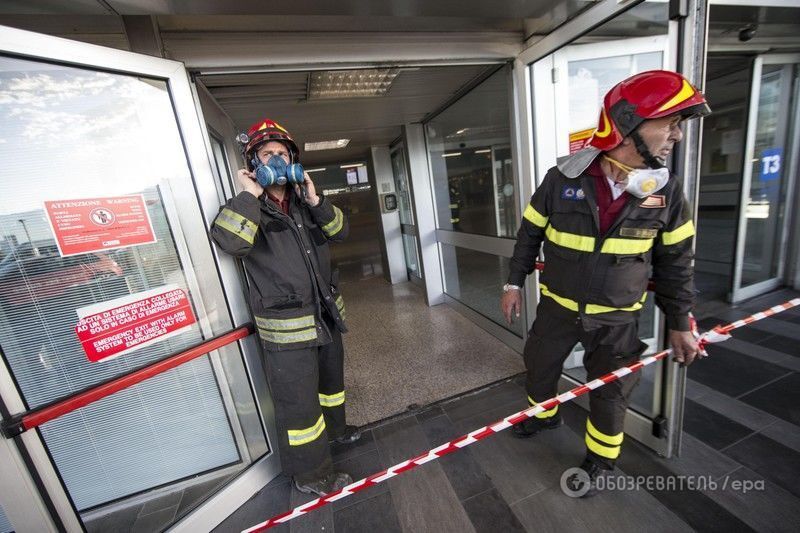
[456, 128, 469, 135]
[442, 152, 462, 158]
[474, 149, 491, 154]
[340, 163, 364, 169]
[305, 139, 350, 151]
[308, 68, 400, 99]
[305, 167, 326, 173]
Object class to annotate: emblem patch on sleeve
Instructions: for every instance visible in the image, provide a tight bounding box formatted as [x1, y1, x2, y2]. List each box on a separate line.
[561, 185, 585, 200]
[640, 194, 666, 208]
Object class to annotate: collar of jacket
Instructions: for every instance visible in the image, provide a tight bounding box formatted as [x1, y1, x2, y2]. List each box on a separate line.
[557, 146, 605, 179]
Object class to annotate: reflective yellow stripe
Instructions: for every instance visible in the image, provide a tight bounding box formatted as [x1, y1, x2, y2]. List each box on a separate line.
[523, 204, 548, 228]
[540, 284, 579, 312]
[585, 433, 621, 459]
[657, 79, 695, 113]
[319, 391, 345, 407]
[546, 225, 595, 252]
[586, 292, 647, 314]
[541, 284, 646, 314]
[449, 203, 459, 209]
[287, 414, 326, 446]
[662, 220, 695, 246]
[215, 208, 258, 245]
[587, 418, 624, 445]
[601, 238, 654, 255]
[255, 315, 315, 331]
[335, 294, 345, 320]
[527, 396, 558, 418]
[322, 206, 344, 237]
[258, 327, 318, 344]
[450, 218, 460, 223]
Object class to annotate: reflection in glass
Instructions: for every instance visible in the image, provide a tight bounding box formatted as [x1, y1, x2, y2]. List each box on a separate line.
[441, 244, 523, 337]
[740, 63, 798, 287]
[427, 66, 517, 238]
[0, 55, 264, 528]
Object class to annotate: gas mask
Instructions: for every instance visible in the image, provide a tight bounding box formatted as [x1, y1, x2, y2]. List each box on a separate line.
[602, 156, 669, 198]
[252, 154, 305, 187]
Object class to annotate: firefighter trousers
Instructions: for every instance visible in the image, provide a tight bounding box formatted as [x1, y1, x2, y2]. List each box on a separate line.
[523, 298, 647, 468]
[262, 313, 347, 482]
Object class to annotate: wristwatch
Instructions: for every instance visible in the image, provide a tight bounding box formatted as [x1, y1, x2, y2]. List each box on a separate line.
[503, 283, 521, 292]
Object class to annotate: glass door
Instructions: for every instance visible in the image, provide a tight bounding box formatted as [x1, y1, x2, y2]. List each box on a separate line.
[390, 142, 423, 282]
[0, 25, 278, 532]
[731, 55, 800, 302]
[530, 30, 679, 456]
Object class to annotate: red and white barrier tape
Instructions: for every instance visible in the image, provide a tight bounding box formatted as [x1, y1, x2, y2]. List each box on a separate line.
[243, 297, 800, 532]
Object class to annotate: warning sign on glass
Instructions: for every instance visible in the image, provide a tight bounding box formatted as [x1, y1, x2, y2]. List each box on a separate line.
[44, 194, 157, 257]
[75, 285, 197, 362]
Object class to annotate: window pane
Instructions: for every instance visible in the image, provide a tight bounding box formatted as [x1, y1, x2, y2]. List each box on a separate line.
[441, 244, 523, 337]
[427, 66, 517, 238]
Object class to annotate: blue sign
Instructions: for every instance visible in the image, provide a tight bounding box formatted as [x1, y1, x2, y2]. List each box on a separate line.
[760, 148, 782, 181]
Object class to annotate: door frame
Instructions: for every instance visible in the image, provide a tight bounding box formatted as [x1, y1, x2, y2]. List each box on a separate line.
[730, 53, 800, 303]
[0, 24, 281, 532]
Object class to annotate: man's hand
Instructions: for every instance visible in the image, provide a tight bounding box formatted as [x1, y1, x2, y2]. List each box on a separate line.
[501, 289, 522, 325]
[237, 168, 263, 198]
[296, 172, 320, 206]
[669, 329, 701, 366]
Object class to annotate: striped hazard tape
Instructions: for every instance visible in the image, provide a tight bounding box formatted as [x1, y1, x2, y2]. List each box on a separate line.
[243, 297, 800, 532]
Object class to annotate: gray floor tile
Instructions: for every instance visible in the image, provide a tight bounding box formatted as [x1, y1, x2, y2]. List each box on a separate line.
[685, 378, 779, 432]
[723, 433, 800, 499]
[442, 379, 526, 423]
[720, 337, 800, 372]
[683, 398, 754, 450]
[333, 491, 402, 533]
[703, 466, 800, 533]
[332, 448, 389, 512]
[739, 372, 800, 425]
[760, 419, 800, 454]
[330, 428, 377, 463]
[289, 486, 334, 533]
[687, 344, 790, 397]
[374, 414, 476, 533]
[454, 401, 581, 505]
[512, 483, 693, 533]
[213, 479, 291, 533]
[419, 414, 495, 501]
[462, 488, 525, 533]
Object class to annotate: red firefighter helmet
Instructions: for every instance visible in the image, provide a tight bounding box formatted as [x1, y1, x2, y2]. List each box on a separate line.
[588, 70, 710, 152]
[241, 118, 300, 162]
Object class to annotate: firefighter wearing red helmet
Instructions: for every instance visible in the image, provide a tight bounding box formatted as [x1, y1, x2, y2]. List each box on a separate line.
[210, 118, 359, 496]
[501, 70, 711, 495]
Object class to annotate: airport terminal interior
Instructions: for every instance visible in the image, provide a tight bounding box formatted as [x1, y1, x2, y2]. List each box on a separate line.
[0, 1, 799, 532]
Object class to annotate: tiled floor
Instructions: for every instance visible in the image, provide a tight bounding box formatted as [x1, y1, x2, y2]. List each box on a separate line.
[217, 288, 800, 533]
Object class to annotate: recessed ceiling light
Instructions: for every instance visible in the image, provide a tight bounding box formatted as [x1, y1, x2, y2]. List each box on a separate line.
[308, 69, 400, 99]
[305, 167, 326, 173]
[442, 152, 462, 158]
[474, 149, 492, 154]
[305, 139, 350, 151]
[340, 163, 365, 169]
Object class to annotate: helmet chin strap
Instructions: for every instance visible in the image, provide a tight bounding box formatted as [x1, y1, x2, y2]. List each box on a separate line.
[629, 130, 665, 170]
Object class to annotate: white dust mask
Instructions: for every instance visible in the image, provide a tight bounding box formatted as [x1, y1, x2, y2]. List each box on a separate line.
[603, 156, 669, 198]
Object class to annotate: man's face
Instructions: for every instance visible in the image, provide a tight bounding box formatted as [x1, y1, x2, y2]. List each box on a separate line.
[256, 141, 291, 165]
[635, 114, 684, 163]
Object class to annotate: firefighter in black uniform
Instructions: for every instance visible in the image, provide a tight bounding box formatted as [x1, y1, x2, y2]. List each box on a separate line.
[210, 118, 360, 496]
[500, 71, 711, 495]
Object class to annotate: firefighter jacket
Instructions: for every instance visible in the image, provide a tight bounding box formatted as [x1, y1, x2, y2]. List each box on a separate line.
[508, 154, 696, 332]
[210, 189, 348, 350]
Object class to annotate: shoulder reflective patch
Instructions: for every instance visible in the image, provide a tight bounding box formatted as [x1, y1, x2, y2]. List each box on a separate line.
[561, 185, 585, 201]
[523, 204, 548, 228]
[619, 227, 658, 239]
[640, 195, 666, 208]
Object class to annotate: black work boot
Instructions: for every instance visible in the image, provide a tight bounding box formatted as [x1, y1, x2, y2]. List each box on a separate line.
[512, 413, 563, 438]
[294, 471, 354, 496]
[330, 424, 361, 444]
[563, 456, 613, 498]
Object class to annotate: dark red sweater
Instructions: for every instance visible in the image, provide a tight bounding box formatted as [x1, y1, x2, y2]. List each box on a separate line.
[586, 158, 629, 235]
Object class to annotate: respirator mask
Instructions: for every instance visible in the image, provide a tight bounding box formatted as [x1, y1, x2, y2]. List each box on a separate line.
[603, 155, 669, 199]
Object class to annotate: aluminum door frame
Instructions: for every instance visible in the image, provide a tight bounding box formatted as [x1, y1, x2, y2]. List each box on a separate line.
[0, 24, 281, 533]
[731, 54, 800, 303]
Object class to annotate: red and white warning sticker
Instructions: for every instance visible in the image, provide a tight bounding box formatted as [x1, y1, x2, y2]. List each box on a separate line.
[74, 285, 197, 362]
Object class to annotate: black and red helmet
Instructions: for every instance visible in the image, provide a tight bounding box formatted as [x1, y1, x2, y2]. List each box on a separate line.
[241, 118, 300, 163]
[589, 70, 710, 152]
